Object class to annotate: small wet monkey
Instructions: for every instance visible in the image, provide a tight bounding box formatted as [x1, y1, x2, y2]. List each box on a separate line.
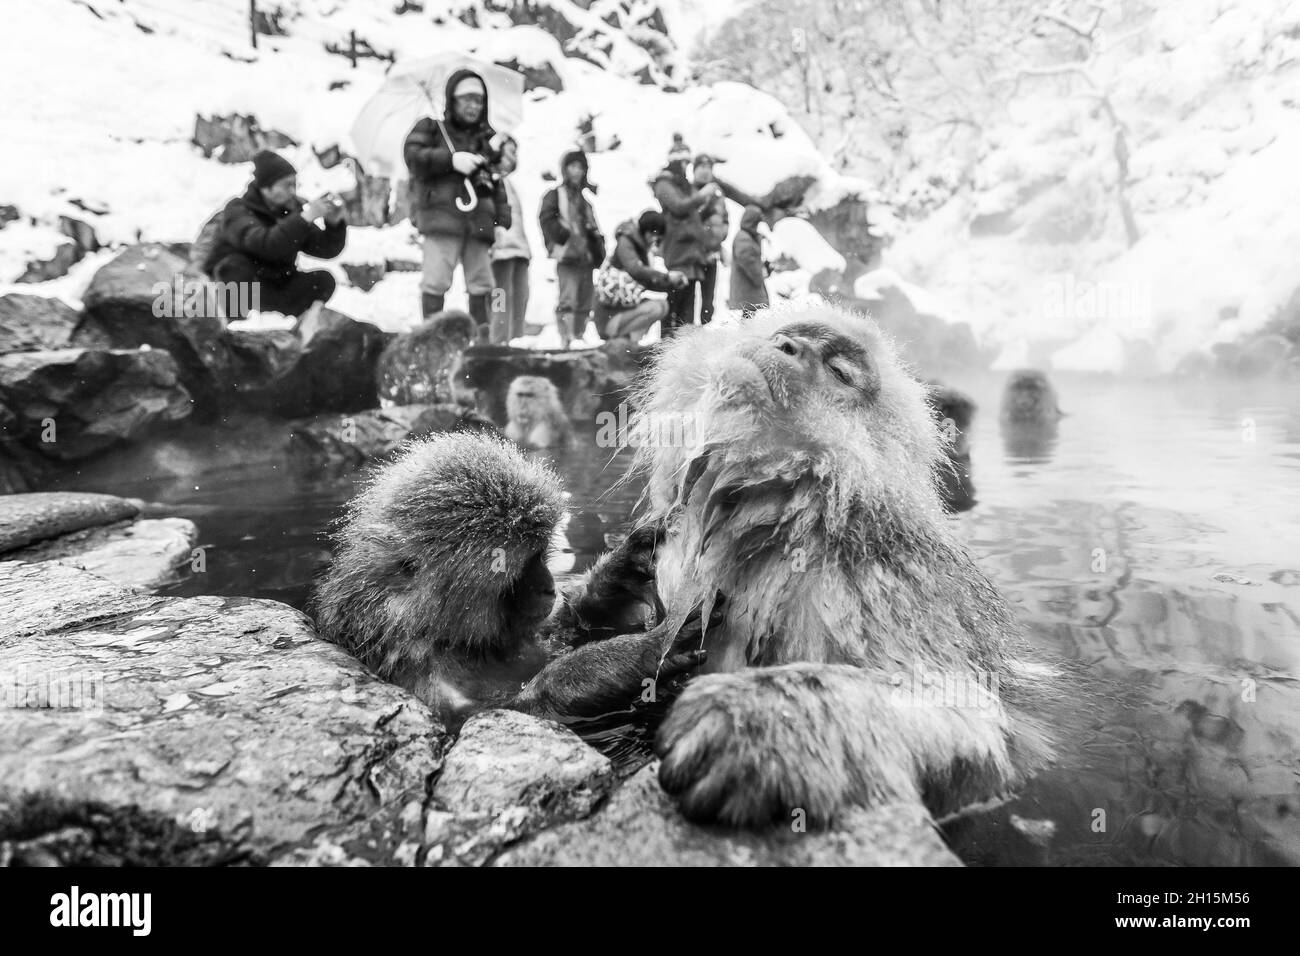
[312, 433, 715, 728]
[999, 369, 1064, 460]
[503, 375, 572, 449]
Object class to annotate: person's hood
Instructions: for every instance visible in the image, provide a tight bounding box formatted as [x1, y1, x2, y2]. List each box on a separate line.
[739, 204, 764, 234]
[444, 68, 489, 130]
[655, 163, 688, 188]
[614, 218, 649, 253]
[558, 148, 595, 192]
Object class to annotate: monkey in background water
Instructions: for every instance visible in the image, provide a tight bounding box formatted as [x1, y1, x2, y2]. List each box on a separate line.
[631, 303, 1054, 827]
[504, 375, 572, 449]
[926, 381, 977, 513]
[312, 433, 716, 728]
[1000, 369, 1063, 460]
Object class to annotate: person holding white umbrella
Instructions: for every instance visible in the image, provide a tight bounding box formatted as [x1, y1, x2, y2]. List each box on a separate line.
[403, 68, 510, 332]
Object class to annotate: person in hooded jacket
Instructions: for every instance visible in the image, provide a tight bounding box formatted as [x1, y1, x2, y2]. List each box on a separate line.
[403, 69, 511, 333]
[652, 136, 748, 337]
[538, 148, 605, 348]
[593, 209, 687, 347]
[729, 204, 770, 319]
[207, 150, 347, 318]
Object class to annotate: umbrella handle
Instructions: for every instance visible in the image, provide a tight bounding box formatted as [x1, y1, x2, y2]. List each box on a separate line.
[456, 178, 478, 212]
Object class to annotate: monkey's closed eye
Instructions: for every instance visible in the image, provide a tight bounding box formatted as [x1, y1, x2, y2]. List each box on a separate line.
[828, 360, 855, 386]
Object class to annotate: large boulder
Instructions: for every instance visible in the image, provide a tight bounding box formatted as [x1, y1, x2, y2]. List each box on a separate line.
[75, 244, 233, 412]
[0, 561, 445, 865]
[7, 517, 198, 591]
[433, 710, 614, 823]
[0, 492, 141, 553]
[0, 348, 192, 460]
[226, 329, 304, 409]
[0, 294, 80, 352]
[288, 404, 495, 467]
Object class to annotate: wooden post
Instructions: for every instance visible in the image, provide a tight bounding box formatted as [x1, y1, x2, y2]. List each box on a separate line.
[249, 0, 258, 50]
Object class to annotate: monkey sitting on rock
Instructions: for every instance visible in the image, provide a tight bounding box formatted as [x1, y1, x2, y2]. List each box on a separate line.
[503, 375, 572, 450]
[312, 433, 715, 728]
[631, 303, 1054, 827]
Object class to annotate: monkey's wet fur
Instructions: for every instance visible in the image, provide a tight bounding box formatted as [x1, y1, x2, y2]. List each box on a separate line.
[631, 302, 1055, 827]
[316, 301, 1055, 831]
[312, 432, 713, 731]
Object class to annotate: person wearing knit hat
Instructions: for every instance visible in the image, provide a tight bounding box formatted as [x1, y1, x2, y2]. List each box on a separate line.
[204, 150, 348, 320]
[652, 133, 728, 338]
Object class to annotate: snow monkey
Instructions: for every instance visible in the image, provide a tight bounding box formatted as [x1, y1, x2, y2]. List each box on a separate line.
[503, 375, 572, 449]
[312, 433, 715, 728]
[999, 369, 1063, 460]
[632, 302, 1054, 827]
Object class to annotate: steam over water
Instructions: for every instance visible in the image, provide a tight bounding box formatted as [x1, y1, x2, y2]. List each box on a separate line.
[51, 374, 1300, 866]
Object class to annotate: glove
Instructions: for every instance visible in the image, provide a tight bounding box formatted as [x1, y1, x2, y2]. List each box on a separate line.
[452, 152, 484, 176]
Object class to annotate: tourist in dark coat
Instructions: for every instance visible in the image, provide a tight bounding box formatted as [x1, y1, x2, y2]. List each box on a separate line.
[652, 136, 748, 337]
[729, 204, 769, 319]
[593, 210, 686, 344]
[404, 68, 511, 332]
[208, 150, 346, 318]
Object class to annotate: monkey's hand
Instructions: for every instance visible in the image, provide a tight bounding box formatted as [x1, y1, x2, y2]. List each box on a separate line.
[656, 663, 1016, 828]
[562, 521, 667, 645]
[514, 595, 720, 720]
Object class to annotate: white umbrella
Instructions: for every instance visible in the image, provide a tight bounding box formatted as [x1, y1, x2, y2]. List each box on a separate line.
[349, 53, 525, 180]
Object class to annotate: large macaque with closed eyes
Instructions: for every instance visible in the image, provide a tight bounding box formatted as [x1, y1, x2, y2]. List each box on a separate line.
[631, 303, 1054, 827]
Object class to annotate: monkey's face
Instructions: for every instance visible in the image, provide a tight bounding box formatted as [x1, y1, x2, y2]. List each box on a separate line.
[1002, 371, 1057, 420]
[635, 304, 944, 514]
[502, 550, 557, 631]
[733, 321, 882, 413]
[507, 376, 558, 426]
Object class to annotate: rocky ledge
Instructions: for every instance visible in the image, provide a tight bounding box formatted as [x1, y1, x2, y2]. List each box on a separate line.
[0, 559, 958, 867]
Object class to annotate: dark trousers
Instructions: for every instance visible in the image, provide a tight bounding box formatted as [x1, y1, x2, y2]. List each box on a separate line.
[697, 260, 717, 326]
[664, 283, 695, 338]
[212, 253, 336, 318]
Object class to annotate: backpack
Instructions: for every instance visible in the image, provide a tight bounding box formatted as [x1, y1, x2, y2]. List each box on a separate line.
[594, 263, 644, 309]
[189, 207, 226, 277]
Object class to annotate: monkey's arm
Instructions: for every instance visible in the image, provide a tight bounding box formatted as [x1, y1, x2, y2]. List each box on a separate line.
[514, 597, 719, 720]
[655, 663, 1041, 827]
[545, 523, 666, 646]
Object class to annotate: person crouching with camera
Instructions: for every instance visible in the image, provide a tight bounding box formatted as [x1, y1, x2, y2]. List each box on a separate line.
[209, 150, 347, 319]
[404, 69, 510, 337]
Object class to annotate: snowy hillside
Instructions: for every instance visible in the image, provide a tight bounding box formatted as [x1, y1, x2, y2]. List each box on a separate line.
[867, 1, 1300, 373]
[0, 0, 855, 341]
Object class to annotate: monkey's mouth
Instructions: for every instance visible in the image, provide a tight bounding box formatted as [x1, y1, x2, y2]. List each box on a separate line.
[711, 353, 776, 406]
